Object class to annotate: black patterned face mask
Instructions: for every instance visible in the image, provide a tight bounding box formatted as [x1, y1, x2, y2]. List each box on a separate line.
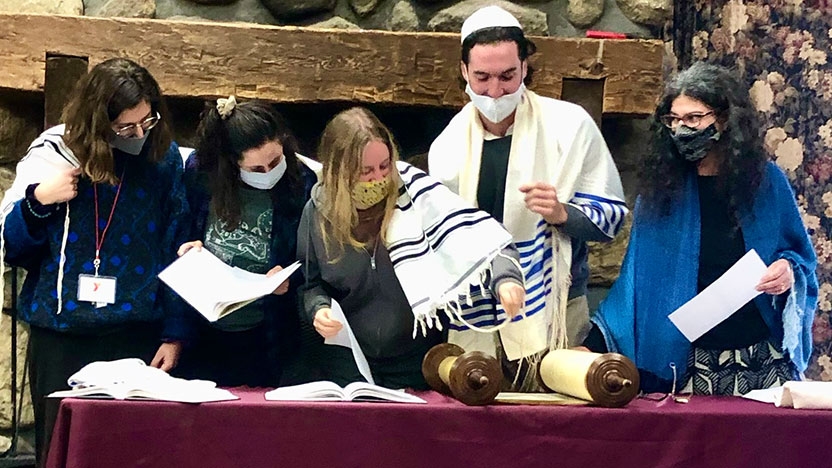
[671, 123, 721, 162]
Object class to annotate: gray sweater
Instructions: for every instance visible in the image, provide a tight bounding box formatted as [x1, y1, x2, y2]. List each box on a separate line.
[296, 190, 522, 363]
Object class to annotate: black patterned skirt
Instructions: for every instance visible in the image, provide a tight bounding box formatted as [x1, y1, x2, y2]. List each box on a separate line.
[681, 338, 798, 396]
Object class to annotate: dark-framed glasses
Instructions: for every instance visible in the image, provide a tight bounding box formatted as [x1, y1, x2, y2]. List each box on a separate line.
[112, 111, 161, 138]
[659, 111, 714, 129]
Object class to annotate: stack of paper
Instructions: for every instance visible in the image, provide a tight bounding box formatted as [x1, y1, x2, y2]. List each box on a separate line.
[158, 248, 300, 322]
[48, 358, 238, 403]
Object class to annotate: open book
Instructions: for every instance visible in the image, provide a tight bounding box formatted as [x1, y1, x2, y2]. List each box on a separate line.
[265, 381, 426, 404]
[47, 359, 238, 403]
[158, 248, 301, 322]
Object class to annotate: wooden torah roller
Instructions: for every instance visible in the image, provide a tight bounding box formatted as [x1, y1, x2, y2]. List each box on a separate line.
[422, 343, 502, 406]
[540, 349, 640, 408]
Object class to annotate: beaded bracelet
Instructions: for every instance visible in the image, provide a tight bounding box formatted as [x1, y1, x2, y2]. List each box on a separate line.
[25, 197, 55, 219]
[24, 183, 60, 219]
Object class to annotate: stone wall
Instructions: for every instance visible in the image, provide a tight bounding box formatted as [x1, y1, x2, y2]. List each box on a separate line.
[0, 0, 669, 35]
[0, 91, 42, 447]
[0, 0, 670, 437]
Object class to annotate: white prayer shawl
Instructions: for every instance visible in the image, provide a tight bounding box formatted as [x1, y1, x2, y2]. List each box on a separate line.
[429, 90, 626, 360]
[1, 125, 79, 214]
[386, 161, 514, 334]
[0, 125, 80, 317]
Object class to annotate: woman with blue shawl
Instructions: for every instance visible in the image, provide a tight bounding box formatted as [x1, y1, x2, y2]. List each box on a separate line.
[586, 63, 818, 396]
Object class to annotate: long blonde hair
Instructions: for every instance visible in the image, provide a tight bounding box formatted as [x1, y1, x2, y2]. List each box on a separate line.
[316, 107, 400, 260]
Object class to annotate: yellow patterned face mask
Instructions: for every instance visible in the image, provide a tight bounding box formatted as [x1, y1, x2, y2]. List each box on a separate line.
[352, 177, 391, 209]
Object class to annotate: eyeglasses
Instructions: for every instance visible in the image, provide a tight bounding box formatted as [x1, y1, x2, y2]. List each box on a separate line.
[638, 362, 692, 404]
[112, 112, 161, 138]
[659, 111, 714, 129]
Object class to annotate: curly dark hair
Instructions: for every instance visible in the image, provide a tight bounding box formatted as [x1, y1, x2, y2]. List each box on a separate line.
[460, 26, 536, 89]
[639, 62, 767, 217]
[193, 99, 303, 230]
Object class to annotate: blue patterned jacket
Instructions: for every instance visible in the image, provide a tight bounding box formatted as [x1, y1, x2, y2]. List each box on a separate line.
[3, 128, 191, 340]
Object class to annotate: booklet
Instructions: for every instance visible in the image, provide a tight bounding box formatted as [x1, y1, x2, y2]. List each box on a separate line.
[158, 248, 301, 322]
[265, 381, 427, 404]
[47, 359, 238, 403]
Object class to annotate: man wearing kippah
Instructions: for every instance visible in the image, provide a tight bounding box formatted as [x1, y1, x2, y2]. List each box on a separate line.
[428, 5, 628, 391]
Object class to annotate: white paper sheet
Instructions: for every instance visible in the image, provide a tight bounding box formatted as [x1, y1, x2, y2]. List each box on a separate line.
[325, 300, 374, 385]
[668, 249, 768, 342]
[742, 386, 783, 405]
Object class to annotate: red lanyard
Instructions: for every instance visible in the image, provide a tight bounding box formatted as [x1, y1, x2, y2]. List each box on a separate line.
[93, 170, 126, 276]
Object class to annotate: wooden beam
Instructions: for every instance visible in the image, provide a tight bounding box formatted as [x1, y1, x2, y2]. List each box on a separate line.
[0, 14, 663, 115]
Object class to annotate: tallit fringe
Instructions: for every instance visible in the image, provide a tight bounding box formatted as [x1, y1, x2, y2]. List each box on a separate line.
[412, 246, 522, 338]
[56, 204, 70, 314]
[548, 236, 570, 351]
[512, 353, 544, 391]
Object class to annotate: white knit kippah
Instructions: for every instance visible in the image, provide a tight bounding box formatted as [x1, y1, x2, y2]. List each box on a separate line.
[460, 5, 522, 43]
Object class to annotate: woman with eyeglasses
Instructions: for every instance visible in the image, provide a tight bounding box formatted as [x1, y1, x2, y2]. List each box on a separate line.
[0, 58, 190, 463]
[174, 98, 317, 387]
[584, 62, 818, 396]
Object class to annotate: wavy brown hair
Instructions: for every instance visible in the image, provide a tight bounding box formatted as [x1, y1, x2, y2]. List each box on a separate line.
[316, 107, 400, 261]
[61, 58, 172, 185]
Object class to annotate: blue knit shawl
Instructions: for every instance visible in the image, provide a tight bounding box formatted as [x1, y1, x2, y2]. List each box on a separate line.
[593, 162, 818, 385]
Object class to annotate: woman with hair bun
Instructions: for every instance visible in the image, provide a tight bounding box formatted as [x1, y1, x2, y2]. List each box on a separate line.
[176, 97, 316, 387]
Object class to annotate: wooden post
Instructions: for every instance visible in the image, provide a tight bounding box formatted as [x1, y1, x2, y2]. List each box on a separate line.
[560, 78, 605, 127]
[44, 54, 88, 128]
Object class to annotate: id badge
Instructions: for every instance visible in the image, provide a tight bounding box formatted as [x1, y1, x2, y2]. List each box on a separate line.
[77, 274, 117, 308]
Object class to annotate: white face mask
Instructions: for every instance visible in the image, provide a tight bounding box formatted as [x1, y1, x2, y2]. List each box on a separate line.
[465, 82, 526, 124]
[239, 156, 287, 190]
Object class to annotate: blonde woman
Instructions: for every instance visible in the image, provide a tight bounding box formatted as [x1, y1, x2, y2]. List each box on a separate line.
[297, 107, 524, 389]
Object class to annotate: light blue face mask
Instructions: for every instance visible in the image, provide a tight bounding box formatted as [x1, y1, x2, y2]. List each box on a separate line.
[108, 131, 149, 155]
[240, 156, 287, 190]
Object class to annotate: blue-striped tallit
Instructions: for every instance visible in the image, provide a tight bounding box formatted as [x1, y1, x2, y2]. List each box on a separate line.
[386, 161, 514, 335]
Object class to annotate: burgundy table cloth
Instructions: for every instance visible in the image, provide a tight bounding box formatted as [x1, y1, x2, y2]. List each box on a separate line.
[46, 388, 832, 468]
